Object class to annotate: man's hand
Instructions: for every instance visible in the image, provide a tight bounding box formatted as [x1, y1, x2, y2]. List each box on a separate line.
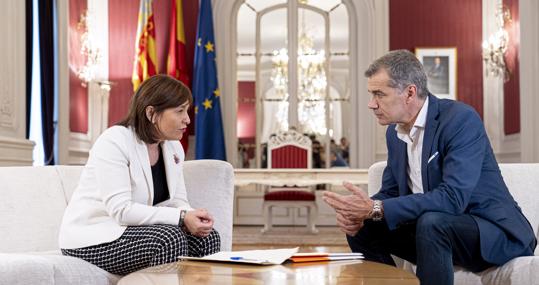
[336, 212, 364, 236]
[323, 182, 374, 222]
[184, 208, 214, 237]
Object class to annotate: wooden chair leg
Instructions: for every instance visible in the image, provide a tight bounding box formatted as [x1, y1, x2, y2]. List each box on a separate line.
[307, 204, 318, 234]
[261, 203, 272, 233]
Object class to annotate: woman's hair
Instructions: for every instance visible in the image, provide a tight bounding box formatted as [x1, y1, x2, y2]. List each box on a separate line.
[117, 74, 193, 143]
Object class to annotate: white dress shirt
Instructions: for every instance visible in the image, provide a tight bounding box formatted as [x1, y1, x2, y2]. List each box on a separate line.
[395, 97, 429, 194]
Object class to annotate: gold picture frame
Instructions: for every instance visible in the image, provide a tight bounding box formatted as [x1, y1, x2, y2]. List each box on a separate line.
[415, 47, 457, 100]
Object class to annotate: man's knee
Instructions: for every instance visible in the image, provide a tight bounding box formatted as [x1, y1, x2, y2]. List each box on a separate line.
[416, 212, 452, 236]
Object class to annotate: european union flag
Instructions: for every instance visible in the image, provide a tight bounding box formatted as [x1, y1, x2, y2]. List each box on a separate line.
[193, 0, 226, 160]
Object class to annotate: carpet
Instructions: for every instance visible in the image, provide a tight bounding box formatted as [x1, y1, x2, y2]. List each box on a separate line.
[233, 226, 348, 246]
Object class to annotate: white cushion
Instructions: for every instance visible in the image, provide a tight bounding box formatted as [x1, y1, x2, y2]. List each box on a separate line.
[54, 165, 84, 203]
[0, 167, 67, 252]
[454, 267, 482, 285]
[0, 253, 119, 285]
[367, 161, 386, 196]
[499, 164, 539, 255]
[0, 253, 54, 285]
[44, 255, 120, 285]
[183, 160, 234, 251]
[481, 256, 539, 285]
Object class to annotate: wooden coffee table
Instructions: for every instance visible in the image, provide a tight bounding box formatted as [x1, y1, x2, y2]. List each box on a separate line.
[118, 259, 419, 284]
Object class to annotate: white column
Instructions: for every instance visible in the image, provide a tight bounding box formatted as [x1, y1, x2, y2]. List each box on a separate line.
[482, 0, 504, 153]
[287, 0, 299, 129]
[520, 0, 539, 162]
[0, 1, 34, 166]
[347, 0, 389, 168]
[213, 0, 241, 166]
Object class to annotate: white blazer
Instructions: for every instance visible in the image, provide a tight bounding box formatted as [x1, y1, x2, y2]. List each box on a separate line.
[59, 126, 193, 249]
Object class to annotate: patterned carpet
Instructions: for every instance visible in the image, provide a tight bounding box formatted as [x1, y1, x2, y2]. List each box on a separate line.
[233, 226, 348, 246]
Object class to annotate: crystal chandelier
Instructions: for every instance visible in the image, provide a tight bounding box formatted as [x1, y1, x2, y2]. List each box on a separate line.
[482, 4, 511, 81]
[270, 32, 327, 135]
[77, 10, 102, 87]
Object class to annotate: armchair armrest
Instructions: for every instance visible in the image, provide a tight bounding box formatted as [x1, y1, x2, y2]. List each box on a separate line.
[182, 160, 234, 251]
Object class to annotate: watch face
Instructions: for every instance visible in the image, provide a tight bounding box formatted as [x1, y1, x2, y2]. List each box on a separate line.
[372, 200, 383, 221]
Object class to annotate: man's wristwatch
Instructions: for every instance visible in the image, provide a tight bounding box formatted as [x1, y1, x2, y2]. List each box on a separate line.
[371, 200, 383, 221]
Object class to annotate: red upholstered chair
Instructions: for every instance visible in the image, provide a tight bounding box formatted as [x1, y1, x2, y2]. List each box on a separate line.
[262, 130, 318, 234]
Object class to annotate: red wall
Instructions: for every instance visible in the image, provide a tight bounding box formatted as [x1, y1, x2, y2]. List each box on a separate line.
[503, 0, 520, 134]
[389, 0, 484, 117]
[237, 81, 256, 138]
[69, 0, 88, 133]
[107, 1, 139, 126]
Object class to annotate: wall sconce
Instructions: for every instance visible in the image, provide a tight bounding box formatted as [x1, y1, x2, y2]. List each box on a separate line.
[482, 4, 512, 81]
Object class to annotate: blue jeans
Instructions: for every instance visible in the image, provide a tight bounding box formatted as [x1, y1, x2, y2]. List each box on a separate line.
[347, 212, 494, 285]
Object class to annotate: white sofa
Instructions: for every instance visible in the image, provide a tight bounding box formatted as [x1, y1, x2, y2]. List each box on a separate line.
[368, 161, 539, 285]
[0, 160, 234, 285]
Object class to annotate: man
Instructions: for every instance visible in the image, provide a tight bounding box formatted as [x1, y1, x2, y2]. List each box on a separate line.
[323, 50, 536, 285]
[426, 56, 448, 94]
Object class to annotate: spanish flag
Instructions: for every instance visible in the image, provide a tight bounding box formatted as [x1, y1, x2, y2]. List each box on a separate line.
[132, 0, 158, 92]
[166, 0, 189, 86]
[166, 0, 190, 150]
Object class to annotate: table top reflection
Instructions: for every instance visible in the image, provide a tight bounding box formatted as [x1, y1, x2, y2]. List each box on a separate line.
[234, 168, 368, 187]
[118, 259, 418, 285]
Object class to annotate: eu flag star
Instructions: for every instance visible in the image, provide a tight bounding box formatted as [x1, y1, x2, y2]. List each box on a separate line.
[205, 41, 214, 53]
[197, 38, 202, 46]
[213, 89, 220, 97]
[203, 98, 213, 110]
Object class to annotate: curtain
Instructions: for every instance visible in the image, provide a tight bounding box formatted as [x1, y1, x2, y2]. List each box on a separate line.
[38, 0, 55, 165]
[25, 0, 33, 139]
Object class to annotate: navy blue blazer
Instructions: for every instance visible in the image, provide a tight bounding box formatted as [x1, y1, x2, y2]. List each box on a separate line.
[373, 94, 536, 265]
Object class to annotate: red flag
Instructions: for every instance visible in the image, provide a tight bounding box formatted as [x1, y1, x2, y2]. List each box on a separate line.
[132, 0, 158, 91]
[167, 0, 191, 151]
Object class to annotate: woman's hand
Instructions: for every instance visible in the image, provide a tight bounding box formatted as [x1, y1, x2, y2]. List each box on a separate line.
[183, 208, 214, 237]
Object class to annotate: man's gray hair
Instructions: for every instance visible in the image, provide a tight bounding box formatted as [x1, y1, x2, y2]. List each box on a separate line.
[364, 50, 429, 98]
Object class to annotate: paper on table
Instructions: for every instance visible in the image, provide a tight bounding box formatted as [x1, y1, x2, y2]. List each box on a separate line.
[178, 247, 299, 265]
[290, 252, 363, 263]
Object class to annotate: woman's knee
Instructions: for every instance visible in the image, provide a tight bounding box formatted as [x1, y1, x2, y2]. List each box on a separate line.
[189, 229, 221, 256]
[152, 225, 188, 254]
[205, 229, 221, 254]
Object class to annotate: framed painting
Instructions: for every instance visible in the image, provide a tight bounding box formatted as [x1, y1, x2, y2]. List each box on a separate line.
[415, 47, 457, 100]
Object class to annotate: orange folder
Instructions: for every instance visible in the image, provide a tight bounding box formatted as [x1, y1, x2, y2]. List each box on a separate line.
[289, 252, 363, 263]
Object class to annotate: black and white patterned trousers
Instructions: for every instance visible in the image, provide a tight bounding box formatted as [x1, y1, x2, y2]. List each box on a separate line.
[61, 224, 220, 275]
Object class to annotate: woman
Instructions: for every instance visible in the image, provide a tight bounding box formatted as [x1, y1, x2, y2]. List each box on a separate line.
[59, 74, 220, 275]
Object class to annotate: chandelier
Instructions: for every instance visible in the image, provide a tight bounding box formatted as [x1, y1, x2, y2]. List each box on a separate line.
[270, 32, 327, 135]
[77, 10, 102, 87]
[482, 4, 511, 81]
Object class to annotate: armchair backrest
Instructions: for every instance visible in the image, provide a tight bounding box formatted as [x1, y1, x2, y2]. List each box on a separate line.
[268, 130, 312, 169]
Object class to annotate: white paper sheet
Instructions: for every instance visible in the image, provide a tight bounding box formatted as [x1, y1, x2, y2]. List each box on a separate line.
[178, 247, 299, 265]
